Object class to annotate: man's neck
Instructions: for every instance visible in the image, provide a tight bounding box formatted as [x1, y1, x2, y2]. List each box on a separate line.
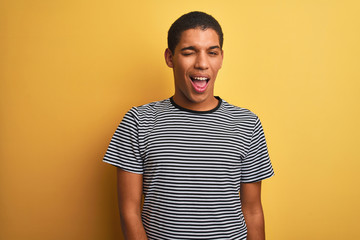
[172, 95, 219, 112]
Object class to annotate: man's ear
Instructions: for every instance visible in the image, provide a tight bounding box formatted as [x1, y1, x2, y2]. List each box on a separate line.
[164, 48, 174, 68]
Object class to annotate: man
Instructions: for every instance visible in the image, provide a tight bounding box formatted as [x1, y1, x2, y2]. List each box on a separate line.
[104, 11, 274, 240]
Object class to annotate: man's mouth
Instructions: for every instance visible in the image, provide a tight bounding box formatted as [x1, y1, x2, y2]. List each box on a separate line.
[190, 76, 210, 93]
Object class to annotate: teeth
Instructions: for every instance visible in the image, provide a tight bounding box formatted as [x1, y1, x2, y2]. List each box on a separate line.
[193, 77, 208, 81]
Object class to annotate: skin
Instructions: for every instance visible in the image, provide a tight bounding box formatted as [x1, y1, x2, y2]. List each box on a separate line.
[165, 28, 223, 111]
[117, 27, 266, 240]
[241, 182, 266, 240]
[117, 169, 147, 240]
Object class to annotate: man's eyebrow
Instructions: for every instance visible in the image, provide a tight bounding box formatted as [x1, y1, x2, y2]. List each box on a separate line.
[180, 45, 221, 51]
[209, 46, 220, 50]
[180, 46, 196, 51]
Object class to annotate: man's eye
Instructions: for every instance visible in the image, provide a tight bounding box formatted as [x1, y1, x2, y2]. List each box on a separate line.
[209, 51, 219, 55]
[182, 52, 193, 56]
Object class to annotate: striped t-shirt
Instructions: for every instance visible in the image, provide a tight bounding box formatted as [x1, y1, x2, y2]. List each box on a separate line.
[103, 97, 274, 240]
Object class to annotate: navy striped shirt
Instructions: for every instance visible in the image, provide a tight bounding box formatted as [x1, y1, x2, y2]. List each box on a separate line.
[104, 97, 274, 239]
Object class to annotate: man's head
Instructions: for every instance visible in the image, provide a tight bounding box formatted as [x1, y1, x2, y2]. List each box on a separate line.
[167, 11, 223, 54]
[165, 11, 224, 111]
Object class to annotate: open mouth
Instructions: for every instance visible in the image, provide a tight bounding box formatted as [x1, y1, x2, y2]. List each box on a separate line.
[190, 76, 210, 92]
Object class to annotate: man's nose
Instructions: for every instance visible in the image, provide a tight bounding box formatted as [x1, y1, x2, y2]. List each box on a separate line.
[194, 52, 209, 70]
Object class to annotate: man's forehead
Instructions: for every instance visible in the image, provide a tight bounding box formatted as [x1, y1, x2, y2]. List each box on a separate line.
[177, 28, 221, 48]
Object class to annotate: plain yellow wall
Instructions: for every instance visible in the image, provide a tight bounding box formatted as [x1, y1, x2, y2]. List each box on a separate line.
[1, 0, 359, 239]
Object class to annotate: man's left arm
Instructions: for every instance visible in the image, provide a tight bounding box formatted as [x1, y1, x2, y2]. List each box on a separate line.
[240, 181, 265, 240]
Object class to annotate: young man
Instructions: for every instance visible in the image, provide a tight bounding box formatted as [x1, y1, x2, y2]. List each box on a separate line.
[104, 11, 274, 240]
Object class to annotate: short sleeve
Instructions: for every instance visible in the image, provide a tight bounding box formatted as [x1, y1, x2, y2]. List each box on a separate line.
[103, 107, 143, 174]
[241, 116, 274, 183]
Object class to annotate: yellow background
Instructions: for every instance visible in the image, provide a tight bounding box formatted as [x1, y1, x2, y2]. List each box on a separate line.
[1, 0, 359, 239]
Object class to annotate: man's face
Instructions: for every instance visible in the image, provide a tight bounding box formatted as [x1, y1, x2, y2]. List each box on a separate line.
[165, 28, 223, 109]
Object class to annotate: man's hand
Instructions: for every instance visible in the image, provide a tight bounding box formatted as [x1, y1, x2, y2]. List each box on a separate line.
[117, 168, 148, 240]
[240, 181, 265, 240]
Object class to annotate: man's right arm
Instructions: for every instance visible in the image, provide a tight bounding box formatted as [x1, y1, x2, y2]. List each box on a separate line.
[117, 168, 148, 240]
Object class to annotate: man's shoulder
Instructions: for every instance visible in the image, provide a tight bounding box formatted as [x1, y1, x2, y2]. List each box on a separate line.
[128, 98, 171, 116]
[221, 99, 258, 120]
[137, 98, 170, 110]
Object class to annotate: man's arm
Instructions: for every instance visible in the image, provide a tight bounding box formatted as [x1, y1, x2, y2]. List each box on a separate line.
[117, 168, 148, 240]
[240, 181, 265, 240]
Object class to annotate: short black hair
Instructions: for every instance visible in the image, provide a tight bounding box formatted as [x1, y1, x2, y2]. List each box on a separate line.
[167, 11, 223, 54]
